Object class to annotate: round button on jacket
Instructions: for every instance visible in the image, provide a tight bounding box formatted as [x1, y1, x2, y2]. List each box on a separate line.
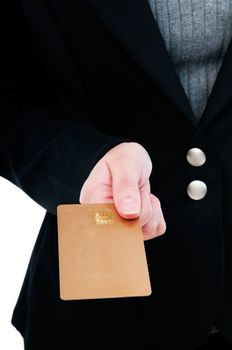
[187, 180, 207, 200]
[186, 148, 206, 166]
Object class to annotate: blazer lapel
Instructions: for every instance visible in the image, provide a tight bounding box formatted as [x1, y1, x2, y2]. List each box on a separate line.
[88, 0, 232, 132]
[87, 0, 198, 128]
[48, 0, 232, 131]
[198, 37, 232, 130]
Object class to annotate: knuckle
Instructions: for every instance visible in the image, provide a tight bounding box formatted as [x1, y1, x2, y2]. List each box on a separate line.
[142, 221, 158, 237]
[142, 230, 152, 240]
[156, 221, 167, 236]
[150, 193, 162, 208]
[152, 195, 161, 207]
[143, 219, 167, 239]
[143, 229, 158, 240]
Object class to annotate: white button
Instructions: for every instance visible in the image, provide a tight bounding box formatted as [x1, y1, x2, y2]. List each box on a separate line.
[187, 180, 207, 200]
[186, 148, 206, 166]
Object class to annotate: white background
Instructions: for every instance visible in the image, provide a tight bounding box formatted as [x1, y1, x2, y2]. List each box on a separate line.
[0, 177, 46, 350]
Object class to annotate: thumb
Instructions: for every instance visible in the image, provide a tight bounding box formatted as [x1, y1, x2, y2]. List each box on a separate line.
[110, 163, 141, 219]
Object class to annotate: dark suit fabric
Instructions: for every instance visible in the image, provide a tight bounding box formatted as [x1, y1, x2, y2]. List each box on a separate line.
[1, 1, 232, 349]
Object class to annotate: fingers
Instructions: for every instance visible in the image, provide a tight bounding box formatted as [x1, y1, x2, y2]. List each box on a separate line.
[80, 142, 153, 220]
[141, 193, 167, 241]
[109, 160, 141, 219]
[79, 185, 113, 204]
[79, 141, 166, 241]
[79, 160, 113, 203]
[139, 187, 153, 227]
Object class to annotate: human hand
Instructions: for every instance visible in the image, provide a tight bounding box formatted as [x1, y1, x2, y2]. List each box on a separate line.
[79, 142, 166, 240]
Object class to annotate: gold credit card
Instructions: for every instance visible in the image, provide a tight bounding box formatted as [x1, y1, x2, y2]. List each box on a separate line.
[57, 203, 152, 300]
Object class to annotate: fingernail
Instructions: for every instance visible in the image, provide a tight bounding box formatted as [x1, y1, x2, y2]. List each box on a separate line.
[121, 199, 140, 215]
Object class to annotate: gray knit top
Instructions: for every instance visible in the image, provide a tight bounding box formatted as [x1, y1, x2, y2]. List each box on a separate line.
[146, 0, 232, 122]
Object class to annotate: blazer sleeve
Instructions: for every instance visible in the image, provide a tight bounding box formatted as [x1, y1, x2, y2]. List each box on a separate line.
[0, 1, 132, 215]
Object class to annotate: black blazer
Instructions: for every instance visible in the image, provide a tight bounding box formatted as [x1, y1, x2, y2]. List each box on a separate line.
[1, 1, 232, 349]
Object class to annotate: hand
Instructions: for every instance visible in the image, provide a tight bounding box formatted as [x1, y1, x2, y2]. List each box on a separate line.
[79, 142, 167, 241]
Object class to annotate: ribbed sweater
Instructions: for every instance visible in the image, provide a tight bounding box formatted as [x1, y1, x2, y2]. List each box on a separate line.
[146, 0, 232, 122]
